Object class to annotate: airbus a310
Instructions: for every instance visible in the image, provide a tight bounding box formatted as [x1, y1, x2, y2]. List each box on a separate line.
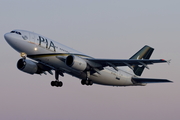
[4, 30, 172, 87]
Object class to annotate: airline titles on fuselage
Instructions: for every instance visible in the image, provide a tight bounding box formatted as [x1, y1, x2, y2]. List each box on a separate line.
[37, 36, 69, 53]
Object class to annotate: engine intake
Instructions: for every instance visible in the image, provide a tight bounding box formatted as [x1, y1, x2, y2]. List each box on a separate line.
[66, 55, 89, 71]
[17, 59, 39, 74]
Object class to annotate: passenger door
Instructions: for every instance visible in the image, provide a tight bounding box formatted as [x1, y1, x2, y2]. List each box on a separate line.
[29, 32, 35, 44]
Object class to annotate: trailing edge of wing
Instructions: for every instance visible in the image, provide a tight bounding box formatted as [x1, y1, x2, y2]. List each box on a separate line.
[132, 77, 172, 83]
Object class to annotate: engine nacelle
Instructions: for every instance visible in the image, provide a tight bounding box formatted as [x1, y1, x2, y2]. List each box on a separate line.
[65, 55, 89, 71]
[17, 59, 38, 74]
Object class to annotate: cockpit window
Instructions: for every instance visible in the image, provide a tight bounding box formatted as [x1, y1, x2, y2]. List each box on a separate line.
[10, 31, 21, 35]
[10, 31, 16, 33]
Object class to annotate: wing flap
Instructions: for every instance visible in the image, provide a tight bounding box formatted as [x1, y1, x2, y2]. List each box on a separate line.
[132, 77, 172, 83]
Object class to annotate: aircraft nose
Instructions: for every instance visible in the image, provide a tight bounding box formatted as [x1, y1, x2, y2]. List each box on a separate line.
[4, 32, 19, 48]
[4, 33, 12, 42]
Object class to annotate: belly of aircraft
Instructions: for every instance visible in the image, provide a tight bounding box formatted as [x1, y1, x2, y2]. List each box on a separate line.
[88, 69, 134, 86]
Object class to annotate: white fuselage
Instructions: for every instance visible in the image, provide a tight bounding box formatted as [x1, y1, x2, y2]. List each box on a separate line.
[4, 30, 142, 86]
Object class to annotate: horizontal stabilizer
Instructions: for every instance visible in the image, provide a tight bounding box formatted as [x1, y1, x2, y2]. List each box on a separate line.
[132, 77, 172, 83]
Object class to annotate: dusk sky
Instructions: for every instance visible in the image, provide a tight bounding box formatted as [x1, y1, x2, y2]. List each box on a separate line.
[0, 0, 180, 120]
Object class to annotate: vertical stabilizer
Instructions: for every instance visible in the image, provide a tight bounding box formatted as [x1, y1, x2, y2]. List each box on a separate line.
[130, 45, 154, 76]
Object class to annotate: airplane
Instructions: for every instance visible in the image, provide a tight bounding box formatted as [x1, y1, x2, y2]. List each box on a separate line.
[4, 29, 172, 87]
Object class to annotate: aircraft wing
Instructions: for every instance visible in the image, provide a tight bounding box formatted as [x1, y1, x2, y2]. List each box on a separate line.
[27, 53, 169, 71]
[132, 77, 172, 83]
[86, 59, 169, 70]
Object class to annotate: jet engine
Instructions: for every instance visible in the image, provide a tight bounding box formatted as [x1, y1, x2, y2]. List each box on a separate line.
[17, 59, 41, 74]
[65, 55, 89, 71]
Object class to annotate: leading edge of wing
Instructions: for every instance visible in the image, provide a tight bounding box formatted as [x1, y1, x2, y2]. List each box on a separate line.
[86, 59, 169, 67]
[132, 77, 173, 83]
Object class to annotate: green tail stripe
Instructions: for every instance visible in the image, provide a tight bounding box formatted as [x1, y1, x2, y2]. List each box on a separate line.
[130, 45, 154, 76]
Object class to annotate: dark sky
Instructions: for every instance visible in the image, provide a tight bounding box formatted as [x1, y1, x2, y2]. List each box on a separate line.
[0, 0, 179, 120]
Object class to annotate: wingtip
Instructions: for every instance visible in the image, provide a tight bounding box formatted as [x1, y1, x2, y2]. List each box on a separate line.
[161, 59, 171, 65]
[167, 59, 171, 65]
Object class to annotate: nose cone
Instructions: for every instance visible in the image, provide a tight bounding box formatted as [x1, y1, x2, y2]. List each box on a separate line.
[4, 32, 21, 51]
[4, 33, 15, 47]
[4, 32, 21, 46]
[4, 33, 12, 42]
[4, 33, 17, 46]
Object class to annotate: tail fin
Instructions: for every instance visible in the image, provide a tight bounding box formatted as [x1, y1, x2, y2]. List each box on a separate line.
[130, 45, 154, 76]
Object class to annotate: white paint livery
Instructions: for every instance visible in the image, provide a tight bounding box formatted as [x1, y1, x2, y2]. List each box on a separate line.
[4, 29, 172, 87]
